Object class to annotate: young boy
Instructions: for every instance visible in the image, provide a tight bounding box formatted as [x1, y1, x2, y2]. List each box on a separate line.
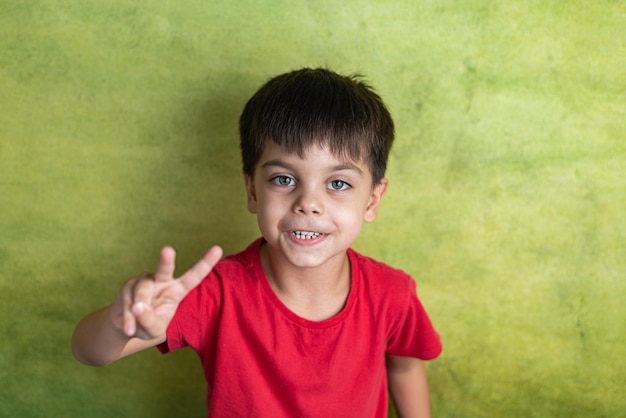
[72, 68, 442, 417]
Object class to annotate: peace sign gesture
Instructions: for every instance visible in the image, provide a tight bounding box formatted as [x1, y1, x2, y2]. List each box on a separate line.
[112, 245, 223, 340]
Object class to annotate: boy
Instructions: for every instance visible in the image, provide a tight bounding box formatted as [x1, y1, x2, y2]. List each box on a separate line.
[72, 68, 442, 417]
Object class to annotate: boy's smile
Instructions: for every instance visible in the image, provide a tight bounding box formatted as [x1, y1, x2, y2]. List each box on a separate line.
[244, 141, 388, 276]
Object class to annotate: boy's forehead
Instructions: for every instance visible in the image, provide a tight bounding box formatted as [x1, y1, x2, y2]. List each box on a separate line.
[260, 140, 366, 167]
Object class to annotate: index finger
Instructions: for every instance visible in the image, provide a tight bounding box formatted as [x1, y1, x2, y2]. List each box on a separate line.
[154, 246, 176, 282]
[178, 245, 223, 291]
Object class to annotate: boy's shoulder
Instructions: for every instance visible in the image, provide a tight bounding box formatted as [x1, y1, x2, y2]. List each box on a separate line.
[348, 247, 413, 277]
[220, 238, 264, 271]
[347, 248, 418, 294]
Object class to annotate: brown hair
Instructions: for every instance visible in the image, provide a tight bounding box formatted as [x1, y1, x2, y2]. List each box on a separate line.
[239, 68, 394, 184]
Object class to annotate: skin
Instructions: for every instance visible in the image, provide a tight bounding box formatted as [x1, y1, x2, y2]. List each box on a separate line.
[71, 245, 223, 366]
[244, 141, 387, 321]
[71, 141, 433, 417]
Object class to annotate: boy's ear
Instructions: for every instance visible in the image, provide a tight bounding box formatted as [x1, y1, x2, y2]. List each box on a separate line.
[363, 178, 388, 223]
[243, 173, 258, 214]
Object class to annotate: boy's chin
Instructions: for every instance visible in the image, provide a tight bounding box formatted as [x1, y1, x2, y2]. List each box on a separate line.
[270, 242, 349, 269]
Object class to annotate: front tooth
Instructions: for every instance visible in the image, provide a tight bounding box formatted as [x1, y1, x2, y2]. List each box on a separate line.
[294, 231, 320, 239]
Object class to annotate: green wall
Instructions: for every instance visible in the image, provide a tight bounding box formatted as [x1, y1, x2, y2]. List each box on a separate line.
[1, 1, 624, 416]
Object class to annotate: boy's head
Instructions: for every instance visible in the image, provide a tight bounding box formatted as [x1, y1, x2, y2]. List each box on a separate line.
[239, 68, 395, 185]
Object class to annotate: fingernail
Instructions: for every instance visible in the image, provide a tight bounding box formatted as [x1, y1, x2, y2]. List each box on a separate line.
[132, 302, 144, 315]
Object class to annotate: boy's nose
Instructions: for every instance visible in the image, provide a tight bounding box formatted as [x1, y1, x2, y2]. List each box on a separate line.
[293, 189, 324, 215]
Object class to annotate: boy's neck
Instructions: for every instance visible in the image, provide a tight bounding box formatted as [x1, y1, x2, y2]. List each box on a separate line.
[259, 243, 352, 322]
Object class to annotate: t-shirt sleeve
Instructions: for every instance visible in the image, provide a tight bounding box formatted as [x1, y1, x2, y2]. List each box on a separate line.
[386, 278, 442, 360]
[157, 268, 223, 354]
[156, 315, 184, 354]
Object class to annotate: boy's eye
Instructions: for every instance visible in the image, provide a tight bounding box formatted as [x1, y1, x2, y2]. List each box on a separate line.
[271, 176, 295, 187]
[327, 180, 350, 191]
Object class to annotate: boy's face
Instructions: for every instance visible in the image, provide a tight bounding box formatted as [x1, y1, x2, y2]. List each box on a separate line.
[244, 141, 388, 270]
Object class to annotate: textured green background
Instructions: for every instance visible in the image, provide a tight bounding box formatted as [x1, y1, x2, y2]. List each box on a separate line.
[1, 1, 624, 417]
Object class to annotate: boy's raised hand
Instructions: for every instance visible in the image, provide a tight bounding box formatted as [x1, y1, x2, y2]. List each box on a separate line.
[111, 245, 223, 340]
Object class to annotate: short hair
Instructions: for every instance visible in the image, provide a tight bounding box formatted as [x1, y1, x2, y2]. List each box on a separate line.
[239, 68, 395, 184]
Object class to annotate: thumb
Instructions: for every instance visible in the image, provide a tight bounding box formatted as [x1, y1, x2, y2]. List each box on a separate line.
[178, 245, 223, 292]
[130, 300, 163, 339]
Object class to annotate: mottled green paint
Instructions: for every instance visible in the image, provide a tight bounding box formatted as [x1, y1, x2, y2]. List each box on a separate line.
[1, 1, 624, 417]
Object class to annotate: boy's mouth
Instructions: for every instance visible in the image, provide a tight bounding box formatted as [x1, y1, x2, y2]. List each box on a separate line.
[291, 231, 322, 240]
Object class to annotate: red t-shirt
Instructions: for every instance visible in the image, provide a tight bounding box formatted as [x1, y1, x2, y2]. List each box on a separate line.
[159, 238, 442, 417]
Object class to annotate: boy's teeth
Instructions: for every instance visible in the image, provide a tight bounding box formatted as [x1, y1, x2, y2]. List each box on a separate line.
[293, 231, 321, 239]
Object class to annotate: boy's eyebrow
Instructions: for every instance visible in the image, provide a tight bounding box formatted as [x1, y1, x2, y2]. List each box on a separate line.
[261, 159, 364, 175]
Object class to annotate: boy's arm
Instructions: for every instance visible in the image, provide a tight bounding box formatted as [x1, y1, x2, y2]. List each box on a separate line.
[386, 355, 432, 418]
[71, 245, 223, 367]
[71, 305, 165, 366]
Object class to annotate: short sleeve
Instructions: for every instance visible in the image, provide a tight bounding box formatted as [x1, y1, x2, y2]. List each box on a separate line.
[386, 279, 442, 360]
[156, 267, 224, 355]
